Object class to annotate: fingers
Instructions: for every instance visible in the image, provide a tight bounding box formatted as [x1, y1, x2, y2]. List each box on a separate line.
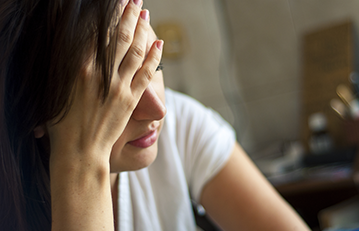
[109, 0, 163, 102]
[114, 0, 144, 69]
[117, 9, 150, 83]
[131, 40, 163, 98]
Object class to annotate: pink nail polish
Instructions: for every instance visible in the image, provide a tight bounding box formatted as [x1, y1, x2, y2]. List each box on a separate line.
[140, 10, 149, 21]
[133, 0, 141, 7]
[119, 0, 127, 6]
[156, 40, 164, 51]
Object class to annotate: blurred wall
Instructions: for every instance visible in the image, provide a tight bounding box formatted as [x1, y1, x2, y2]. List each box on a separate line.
[147, 0, 359, 155]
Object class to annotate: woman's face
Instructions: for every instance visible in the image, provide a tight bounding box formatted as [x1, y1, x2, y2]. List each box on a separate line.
[109, 27, 166, 172]
[33, 9, 165, 173]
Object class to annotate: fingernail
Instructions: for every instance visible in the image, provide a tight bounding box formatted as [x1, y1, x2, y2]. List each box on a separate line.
[140, 10, 149, 21]
[156, 40, 164, 51]
[119, 0, 127, 6]
[133, 0, 141, 7]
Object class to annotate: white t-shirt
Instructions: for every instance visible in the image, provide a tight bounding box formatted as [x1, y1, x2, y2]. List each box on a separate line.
[116, 89, 236, 231]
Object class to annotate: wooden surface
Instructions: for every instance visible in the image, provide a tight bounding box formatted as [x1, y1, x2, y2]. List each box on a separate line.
[301, 20, 354, 151]
[274, 149, 359, 229]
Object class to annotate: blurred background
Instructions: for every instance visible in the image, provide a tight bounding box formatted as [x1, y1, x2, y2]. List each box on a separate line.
[144, 0, 359, 230]
[144, 0, 359, 154]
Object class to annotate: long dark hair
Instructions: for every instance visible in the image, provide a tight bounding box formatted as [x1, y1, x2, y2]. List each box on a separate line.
[0, 0, 121, 230]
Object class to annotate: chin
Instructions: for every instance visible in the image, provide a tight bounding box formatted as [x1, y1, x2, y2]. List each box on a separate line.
[110, 141, 159, 172]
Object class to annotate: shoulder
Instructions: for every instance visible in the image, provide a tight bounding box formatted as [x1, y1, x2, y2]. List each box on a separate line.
[164, 88, 231, 130]
[164, 88, 235, 141]
[165, 88, 206, 115]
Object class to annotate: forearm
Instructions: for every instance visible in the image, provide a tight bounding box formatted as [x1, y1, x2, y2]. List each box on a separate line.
[201, 143, 310, 231]
[50, 152, 114, 231]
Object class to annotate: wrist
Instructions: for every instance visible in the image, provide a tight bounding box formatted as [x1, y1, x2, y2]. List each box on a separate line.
[50, 140, 112, 163]
[50, 147, 111, 181]
[50, 148, 114, 231]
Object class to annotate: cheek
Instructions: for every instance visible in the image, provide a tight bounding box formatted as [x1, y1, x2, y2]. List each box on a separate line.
[109, 130, 132, 172]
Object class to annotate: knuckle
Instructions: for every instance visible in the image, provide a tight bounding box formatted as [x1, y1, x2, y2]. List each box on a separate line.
[153, 54, 161, 64]
[130, 45, 145, 59]
[128, 5, 140, 19]
[142, 67, 154, 82]
[150, 50, 162, 64]
[124, 98, 136, 111]
[116, 92, 136, 111]
[118, 29, 133, 45]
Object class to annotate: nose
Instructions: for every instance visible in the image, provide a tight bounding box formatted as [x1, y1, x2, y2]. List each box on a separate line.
[131, 85, 166, 121]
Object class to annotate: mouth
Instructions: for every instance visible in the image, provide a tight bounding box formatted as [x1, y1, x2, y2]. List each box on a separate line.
[127, 129, 158, 148]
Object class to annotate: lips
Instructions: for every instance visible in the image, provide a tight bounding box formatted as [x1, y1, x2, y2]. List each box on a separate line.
[127, 129, 158, 148]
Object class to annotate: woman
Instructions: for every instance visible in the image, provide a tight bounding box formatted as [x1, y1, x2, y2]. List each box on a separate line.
[0, 0, 310, 230]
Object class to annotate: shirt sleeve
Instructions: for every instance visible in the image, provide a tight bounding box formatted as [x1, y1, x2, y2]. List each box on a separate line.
[167, 89, 236, 202]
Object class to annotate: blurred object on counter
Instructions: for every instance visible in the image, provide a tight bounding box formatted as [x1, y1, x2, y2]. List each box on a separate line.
[268, 162, 353, 187]
[302, 146, 356, 167]
[267, 146, 356, 186]
[336, 84, 359, 119]
[255, 141, 304, 177]
[308, 112, 333, 154]
[301, 21, 353, 152]
[337, 84, 354, 107]
[319, 196, 359, 231]
[255, 139, 356, 185]
[264, 147, 358, 186]
[330, 98, 347, 120]
[328, 72, 359, 148]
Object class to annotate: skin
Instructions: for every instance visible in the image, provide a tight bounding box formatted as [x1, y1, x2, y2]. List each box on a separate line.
[35, 0, 310, 230]
[200, 143, 311, 230]
[109, 61, 166, 173]
[45, 0, 164, 230]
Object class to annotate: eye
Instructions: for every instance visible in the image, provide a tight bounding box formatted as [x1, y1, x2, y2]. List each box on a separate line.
[156, 62, 163, 72]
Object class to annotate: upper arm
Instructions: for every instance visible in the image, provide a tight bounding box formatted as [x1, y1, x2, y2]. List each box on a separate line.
[200, 142, 310, 231]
